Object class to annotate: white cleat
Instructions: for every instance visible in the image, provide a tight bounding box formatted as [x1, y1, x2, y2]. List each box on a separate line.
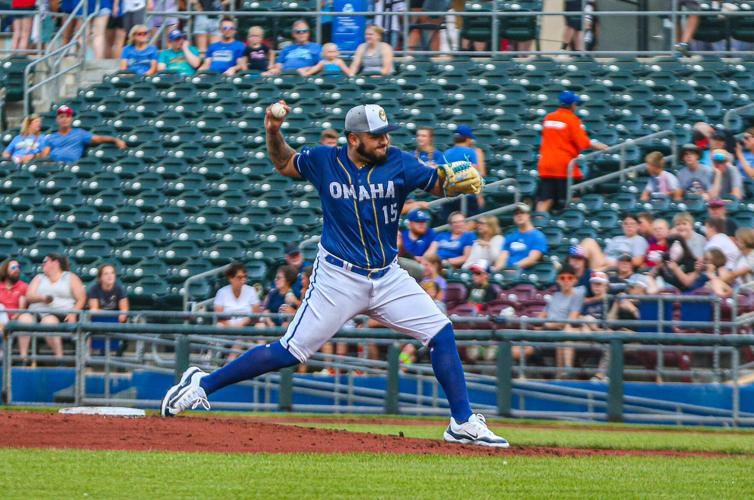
[443, 413, 510, 448]
[160, 366, 210, 417]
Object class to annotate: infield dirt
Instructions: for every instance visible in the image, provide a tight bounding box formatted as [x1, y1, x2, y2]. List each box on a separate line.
[0, 411, 747, 458]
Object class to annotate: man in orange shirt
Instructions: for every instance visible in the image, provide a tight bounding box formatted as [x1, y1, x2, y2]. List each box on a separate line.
[536, 91, 608, 212]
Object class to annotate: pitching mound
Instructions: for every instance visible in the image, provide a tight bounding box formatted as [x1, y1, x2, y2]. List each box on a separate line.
[0, 411, 733, 457]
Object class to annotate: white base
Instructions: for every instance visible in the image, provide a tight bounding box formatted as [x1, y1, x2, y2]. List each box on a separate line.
[58, 406, 146, 417]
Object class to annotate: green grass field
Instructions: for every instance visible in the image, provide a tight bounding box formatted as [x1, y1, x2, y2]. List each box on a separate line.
[2, 411, 753, 499]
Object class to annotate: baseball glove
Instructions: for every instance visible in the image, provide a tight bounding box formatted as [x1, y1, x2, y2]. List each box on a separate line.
[437, 161, 483, 197]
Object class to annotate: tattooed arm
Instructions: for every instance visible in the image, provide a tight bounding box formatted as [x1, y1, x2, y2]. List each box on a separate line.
[265, 101, 299, 178]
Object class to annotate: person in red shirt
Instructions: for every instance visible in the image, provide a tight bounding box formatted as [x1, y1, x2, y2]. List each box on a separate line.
[0, 259, 28, 327]
[536, 91, 609, 212]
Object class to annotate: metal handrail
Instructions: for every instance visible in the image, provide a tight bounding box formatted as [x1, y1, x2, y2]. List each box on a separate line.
[565, 130, 676, 205]
[182, 263, 232, 311]
[724, 103, 754, 132]
[44, 0, 86, 57]
[23, 10, 97, 114]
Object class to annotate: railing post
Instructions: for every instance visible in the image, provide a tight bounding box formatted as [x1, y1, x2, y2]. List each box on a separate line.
[2, 327, 12, 404]
[384, 342, 400, 415]
[278, 366, 294, 411]
[174, 335, 191, 383]
[496, 340, 513, 417]
[607, 339, 624, 422]
[74, 324, 86, 405]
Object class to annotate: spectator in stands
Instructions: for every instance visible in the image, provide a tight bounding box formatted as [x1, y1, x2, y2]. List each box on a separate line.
[398, 209, 435, 261]
[640, 151, 682, 202]
[407, 0, 448, 51]
[118, 0, 149, 51]
[467, 263, 496, 309]
[536, 90, 608, 212]
[736, 128, 754, 181]
[263, 20, 321, 76]
[41, 106, 126, 164]
[608, 254, 636, 294]
[88, 264, 128, 324]
[537, 264, 585, 378]
[427, 212, 475, 268]
[671, 212, 706, 259]
[492, 203, 546, 272]
[463, 216, 503, 271]
[319, 129, 339, 147]
[579, 271, 611, 330]
[421, 280, 446, 314]
[243, 26, 273, 72]
[0, 259, 28, 332]
[729, 228, 754, 289]
[299, 43, 354, 77]
[157, 29, 201, 75]
[421, 254, 447, 301]
[282, 243, 307, 297]
[645, 218, 671, 268]
[201, 18, 246, 76]
[2, 114, 45, 164]
[709, 149, 743, 200]
[637, 212, 655, 244]
[579, 214, 648, 270]
[106, 1, 127, 59]
[215, 262, 261, 361]
[707, 199, 738, 237]
[562, 0, 596, 51]
[87, 264, 129, 355]
[373, 0, 405, 48]
[704, 217, 741, 270]
[649, 233, 698, 292]
[259, 265, 299, 328]
[119, 25, 158, 76]
[687, 249, 733, 298]
[148, 0, 179, 45]
[10, 0, 35, 51]
[673, 0, 701, 56]
[441, 125, 485, 217]
[567, 245, 593, 296]
[350, 24, 395, 76]
[677, 144, 713, 199]
[17, 254, 86, 362]
[414, 127, 444, 166]
[192, 0, 222, 54]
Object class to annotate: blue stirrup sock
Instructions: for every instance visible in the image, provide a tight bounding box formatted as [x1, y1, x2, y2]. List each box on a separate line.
[429, 323, 473, 423]
[200, 341, 299, 395]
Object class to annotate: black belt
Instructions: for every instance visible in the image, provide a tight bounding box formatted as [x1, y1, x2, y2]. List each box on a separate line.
[324, 255, 391, 280]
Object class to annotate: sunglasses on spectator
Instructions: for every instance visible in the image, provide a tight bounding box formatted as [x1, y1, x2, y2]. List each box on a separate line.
[136, 31, 148, 35]
[294, 29, 310, 33]
[558, 275, 577, 282]
[222, 25, 236, 31]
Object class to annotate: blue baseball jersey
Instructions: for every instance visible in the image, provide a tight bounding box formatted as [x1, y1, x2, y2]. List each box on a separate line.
[294, 145, 439, 269]
[400, 227, 436, 258]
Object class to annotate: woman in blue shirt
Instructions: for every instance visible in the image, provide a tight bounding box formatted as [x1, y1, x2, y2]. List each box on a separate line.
[415, 127, 445, 166]
[2, 114, 45, 164]
[119, 24, 158, 76]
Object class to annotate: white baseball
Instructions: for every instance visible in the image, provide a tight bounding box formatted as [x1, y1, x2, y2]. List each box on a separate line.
[270, 102, 287, 119]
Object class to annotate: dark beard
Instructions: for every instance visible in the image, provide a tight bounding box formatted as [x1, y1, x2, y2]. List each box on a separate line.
[356, 142, 387, 165]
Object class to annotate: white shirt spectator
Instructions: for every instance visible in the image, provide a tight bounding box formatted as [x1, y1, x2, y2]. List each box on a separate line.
[734, 253, 754, 289]
[463, 235, 503, 270]
[704, 233, 741, 270]
[604, 234, 648, 261]
[214, 284, 260, 326]
[643, 171, 680, 197]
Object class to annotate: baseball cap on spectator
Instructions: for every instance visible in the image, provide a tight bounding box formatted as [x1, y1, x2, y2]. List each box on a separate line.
[407, 209, 431, 222]
[568, 245, 588, 260]
[56, 105, 74, 116]
[711, 149, 729, 162]
[558, 90, 582, 106]
[589, 271, 609, 284]
[709, 199, 726, 208]
[711, 129, 728, 141]
[617, 253, 633, 262]
[344, 104, 399, 134]
[680, 143, 701, 156]
[626, 274, 649, 289]
[454, 125, 476, 140]
[284, 242, 301, 256]
[469, 261, 489, 274]
[512, 202, 530, 214]
[168, 29, 186, 40]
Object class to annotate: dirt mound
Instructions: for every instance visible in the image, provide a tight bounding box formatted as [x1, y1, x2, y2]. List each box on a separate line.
[0, 411, 739, 458]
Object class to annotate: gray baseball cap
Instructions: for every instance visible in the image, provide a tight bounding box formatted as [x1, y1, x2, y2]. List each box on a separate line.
[344, 104, 400, 135]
